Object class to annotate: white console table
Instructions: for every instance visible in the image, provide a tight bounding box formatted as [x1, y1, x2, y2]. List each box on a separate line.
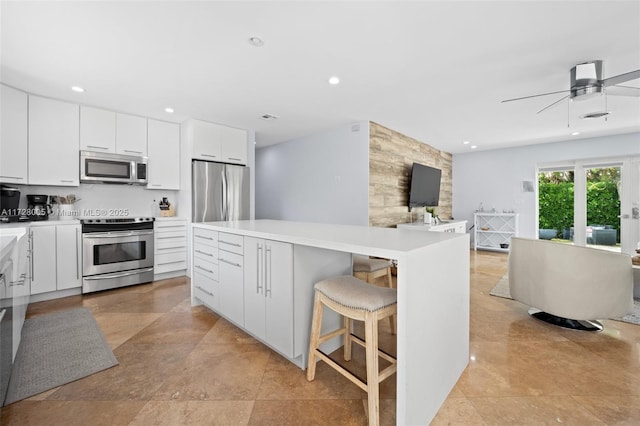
[191, 220, 470, 425]
[397, 220, 467, 233]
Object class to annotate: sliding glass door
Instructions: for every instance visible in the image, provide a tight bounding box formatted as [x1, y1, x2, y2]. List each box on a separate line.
[538, 156, 639, 255]
[584, 165, 621, 252]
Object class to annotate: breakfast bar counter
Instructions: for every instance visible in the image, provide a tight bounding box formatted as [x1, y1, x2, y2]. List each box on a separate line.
[191, 219, 470, 425]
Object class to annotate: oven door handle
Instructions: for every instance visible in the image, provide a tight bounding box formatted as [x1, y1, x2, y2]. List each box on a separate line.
[83, 231, 154, 238]
[83, 268, 154, 280]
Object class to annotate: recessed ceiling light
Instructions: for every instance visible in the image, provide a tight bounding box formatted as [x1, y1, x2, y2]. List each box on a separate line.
[463, 141, 470, 145]
[328, 76, 340, 85]
[571, 131, 580, 136]
[71, 86, 84, 93]
[249, 36, 264, 47]
[165, 107, 174, 114]
[471, 145, 478, 149]
[260, 113, 279, 121]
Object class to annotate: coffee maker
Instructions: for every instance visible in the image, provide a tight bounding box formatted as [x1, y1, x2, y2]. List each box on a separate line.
[27, 194, 52, 220]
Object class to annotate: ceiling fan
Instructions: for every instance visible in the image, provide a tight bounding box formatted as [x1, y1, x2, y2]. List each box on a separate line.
[502, 60, 640, 115]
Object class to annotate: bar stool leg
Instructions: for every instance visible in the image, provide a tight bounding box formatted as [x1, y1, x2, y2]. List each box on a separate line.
[306, 292, 324, 381]
[386, 267, 396, 334]
[364, 310, 380, 426]
[344, 316, 352, 361]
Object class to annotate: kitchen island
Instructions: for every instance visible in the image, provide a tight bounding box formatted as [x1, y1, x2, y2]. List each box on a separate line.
[191, 219, 469, 425]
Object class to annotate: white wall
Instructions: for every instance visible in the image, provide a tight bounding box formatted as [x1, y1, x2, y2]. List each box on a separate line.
[452, 132, 640, 241]
[255, 122, 370, 226]
[14, 184, 178, 219]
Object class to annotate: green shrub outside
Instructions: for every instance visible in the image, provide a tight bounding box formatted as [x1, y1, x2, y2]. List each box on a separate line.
[538, 182, 573, 236]
[538, 170, 620, 241]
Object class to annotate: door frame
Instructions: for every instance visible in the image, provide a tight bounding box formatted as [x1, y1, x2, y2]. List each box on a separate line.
[537, 155, 639, 255]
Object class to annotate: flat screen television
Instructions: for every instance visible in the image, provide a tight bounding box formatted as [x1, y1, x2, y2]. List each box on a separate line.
[408, 162, 441, 211]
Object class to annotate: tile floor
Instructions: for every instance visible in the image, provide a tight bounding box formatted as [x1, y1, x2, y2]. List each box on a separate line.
[1, 250, 639, 425]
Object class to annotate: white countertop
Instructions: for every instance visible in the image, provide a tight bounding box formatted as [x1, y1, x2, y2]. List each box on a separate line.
[0, 235, 17, 264]
[194, 219, 464, 259]
[0, 219, 79, 229]
[397, 219, 467, 228]
[154, 216, 187, 222]
[0, 227, 27, 265]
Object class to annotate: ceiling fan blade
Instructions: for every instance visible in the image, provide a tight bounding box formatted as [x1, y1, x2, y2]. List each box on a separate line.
[501, 89, 570, 103]
[536, 94, 570, 114]
[605, 85, 640, 97]
[602, 69, 640, 87]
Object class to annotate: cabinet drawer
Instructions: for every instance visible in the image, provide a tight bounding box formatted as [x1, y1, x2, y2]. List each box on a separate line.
[218, 249, 243, 268]
[193, 227, 218, 248]
[218, 233, 243, 255]
[194, 244, 218, 263]
[155, 221, 187, 230]
[193, 257, 219, 281]
[156, 237, 186, 250]
[194, 272, 219, 310]
[156, 251, 187, 265]
[155, 261, 186, 274]
[156, 230, 187, 239]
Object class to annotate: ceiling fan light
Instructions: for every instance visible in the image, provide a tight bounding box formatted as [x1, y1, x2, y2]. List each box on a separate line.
[575, 62, 598, 81]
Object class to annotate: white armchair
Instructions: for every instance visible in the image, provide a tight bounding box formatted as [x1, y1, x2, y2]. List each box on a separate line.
[508, 237, 633, 331]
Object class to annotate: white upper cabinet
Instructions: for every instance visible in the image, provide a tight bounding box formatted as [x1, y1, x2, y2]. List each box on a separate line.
[219, 125, 247, 165]
[190, 119, 222, 161]
[28, 95, 79, 186]
[80, 106, 116, 153]
[116, 113, 147, 156]
[0, 85, 28, 184]
[188, 119, 247, 165]
[147, 119, 180, 190]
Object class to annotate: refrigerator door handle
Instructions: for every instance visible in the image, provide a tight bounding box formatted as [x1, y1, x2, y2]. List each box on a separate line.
[221, 167, 228, 221]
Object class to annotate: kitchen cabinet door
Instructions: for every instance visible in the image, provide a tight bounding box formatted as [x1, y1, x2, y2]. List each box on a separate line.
[147, 119, 180, 190]
[28, 96, 79, 186]
[218, 249, 244, 326]
[219, 126, 247, 165]
[189, 119, 221, 161]
[0, 85, 28, 184]
[80, 106, 116, 152]
[263, 240, 293, 357]
[244, 237, 266, 340]
[244, 237, 293, 357]
[56, 224, 81, 290]
[116, 113, 147, 156]
[29, 226, 57, 295]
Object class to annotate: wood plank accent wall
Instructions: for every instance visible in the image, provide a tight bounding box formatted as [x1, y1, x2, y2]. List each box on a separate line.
[369, 122, 452, 227]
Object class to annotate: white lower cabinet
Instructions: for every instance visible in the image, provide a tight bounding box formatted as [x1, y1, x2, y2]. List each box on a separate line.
[154, 219, 187, 276]
[56, 225, 82, 290]
[244, 237, 293, 358]
[30, 224, 81, 295]
[29, 226, 57, 295]
[192, 227, 219, 310]
[218, 246, 244, 326]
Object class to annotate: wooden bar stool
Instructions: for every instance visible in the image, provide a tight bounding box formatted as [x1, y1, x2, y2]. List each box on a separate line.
[353, 255, 395, 333]
[306, 275, 397, 426]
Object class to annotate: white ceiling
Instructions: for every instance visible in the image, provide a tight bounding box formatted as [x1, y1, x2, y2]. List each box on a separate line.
[2, 1, 639, 154]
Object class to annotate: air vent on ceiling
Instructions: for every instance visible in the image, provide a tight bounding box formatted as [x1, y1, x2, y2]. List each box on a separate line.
[580, 111, 611, 119]
[260, 114, 279, 121]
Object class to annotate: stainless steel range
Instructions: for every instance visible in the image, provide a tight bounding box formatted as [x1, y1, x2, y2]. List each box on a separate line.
[81, 217, 154, 293]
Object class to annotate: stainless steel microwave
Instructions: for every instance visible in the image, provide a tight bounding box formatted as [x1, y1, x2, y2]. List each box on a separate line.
[80, 150, 148, 185]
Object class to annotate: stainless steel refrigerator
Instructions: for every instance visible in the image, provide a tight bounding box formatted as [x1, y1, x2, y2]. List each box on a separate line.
[192, 160, 250, 222]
